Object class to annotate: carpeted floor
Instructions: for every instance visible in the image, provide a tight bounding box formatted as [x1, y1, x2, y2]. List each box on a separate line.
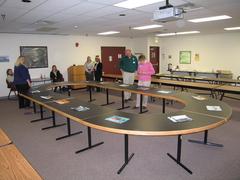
[1, 89, 240, 180]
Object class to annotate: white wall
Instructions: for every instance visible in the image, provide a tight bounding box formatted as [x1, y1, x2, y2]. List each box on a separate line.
[157, 32, 240, 77]
[0, 33, 138, 97]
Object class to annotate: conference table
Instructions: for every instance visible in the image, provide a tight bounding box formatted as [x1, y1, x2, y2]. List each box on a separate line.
[170, 70, 232, 78]
[154, 73, 240, 85]
[19, 81, 232, 175]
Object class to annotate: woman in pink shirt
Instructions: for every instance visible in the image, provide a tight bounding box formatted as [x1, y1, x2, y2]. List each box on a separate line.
[134, 54, 155, 109]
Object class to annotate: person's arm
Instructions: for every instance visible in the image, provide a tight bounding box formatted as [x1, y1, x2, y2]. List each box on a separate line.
[50, 71, 54, 80]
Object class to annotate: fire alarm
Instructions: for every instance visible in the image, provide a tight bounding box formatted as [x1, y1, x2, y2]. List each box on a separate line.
[75, 42, 79, 47]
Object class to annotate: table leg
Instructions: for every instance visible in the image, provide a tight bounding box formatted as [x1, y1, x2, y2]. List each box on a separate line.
[88, 86, 96, 102]
[188, 130, 223, 147]
[162, 98, 166, 113]
[139, 94, 148, 114]
[31, 105, 53, 123]
[117, 91, 130, 110]
[41, 111, 66, 130]
[101, 88, 115, 106]
[56, 118, 82, 140]
[167, 135, 192, 174]
[117, 134, 135, 174]
[75, 127, 104, 153]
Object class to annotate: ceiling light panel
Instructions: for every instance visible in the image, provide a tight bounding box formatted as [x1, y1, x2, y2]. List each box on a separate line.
[133, 24, 162, 30]
[188, 15, 232, 23]
[114, 0, 165, 9]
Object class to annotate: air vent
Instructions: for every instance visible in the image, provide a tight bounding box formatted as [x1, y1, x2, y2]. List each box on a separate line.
[36, 27, 58, 32]
[34, 20, 55, 25]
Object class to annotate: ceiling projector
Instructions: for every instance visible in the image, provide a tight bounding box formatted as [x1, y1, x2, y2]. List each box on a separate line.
[153, 0, 184, 22]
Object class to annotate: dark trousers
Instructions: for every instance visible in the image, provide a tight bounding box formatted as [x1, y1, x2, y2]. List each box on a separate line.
[15, 83, 30, 109]
[85, 72, 94, 91]
[95, 74, 102, 92]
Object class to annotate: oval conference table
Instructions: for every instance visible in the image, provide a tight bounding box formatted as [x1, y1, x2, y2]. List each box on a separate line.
[19, 81, 232, 175]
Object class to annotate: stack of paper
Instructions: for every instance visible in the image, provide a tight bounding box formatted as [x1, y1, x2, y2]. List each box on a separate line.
[119, 84, 129, 87]
[54, 99, 70, 105]
[137, 86, 149, 91]
[206, 106, 222, 111]
[157, 90, 172, 94]
[31, 90, 40, 93]
[40, 95, 52, 100]
[71, 106, 89, 112]
[192, 95, 206, 101]
[168, 115, 192, 123]
[105, 115, 129, 124]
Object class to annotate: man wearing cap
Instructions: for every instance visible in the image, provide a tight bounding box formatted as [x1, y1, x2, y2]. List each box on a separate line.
[119, 49, 138, 102]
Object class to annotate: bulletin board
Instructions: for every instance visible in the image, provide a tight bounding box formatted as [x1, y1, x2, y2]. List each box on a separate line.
[179, 51, 191, 64]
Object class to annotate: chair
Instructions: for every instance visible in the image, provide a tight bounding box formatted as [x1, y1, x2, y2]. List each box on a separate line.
[6, 79, 17, 100]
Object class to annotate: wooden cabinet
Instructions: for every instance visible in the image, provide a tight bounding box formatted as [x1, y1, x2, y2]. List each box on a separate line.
[68, 65, 86, 89]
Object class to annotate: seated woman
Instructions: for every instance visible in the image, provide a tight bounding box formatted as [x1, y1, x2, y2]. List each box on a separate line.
[50, 65, 63, 92]
[50, 65, 63, 82]
[134, 54, 155, 109]
[6, 69, 14, 83]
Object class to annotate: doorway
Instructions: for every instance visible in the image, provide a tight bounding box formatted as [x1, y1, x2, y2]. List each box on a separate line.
[101, 46, 126, 75]
[149, 46, 160, 74]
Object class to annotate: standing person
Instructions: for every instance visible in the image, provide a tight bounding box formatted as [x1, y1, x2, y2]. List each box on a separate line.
[84, 56, 94, 81]
[94, 55, 103, 92]
[134, 55, 155, 109]
[14, 56, 31, 109]
[50, 65, 63, 82]
[119, 49, 138, 102]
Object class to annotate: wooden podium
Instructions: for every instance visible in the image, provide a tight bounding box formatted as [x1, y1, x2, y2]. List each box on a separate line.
[67, 65, 86, 89]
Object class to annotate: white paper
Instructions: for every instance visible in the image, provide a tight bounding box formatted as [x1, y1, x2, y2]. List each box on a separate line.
[157, 90, 171, 94]
[192, 95, 206, 101]
[119, 84, 129, 87]
[168, 115, 192, 123]
[40, 95, 52, 100]
[206, 106, 222, 111]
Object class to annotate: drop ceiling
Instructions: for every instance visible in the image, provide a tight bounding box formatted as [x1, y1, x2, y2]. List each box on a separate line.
[0, 0, 239, 37]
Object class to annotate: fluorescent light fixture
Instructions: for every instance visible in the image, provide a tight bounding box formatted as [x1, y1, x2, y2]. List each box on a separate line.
[188, 15, 232, 23]
[97, 31, 120, 35]
[114, 0, 164, 9]
[224, 26, 240, 31]
[156, 31, 200, 37]
[133, 24, 163, 30]
[156, 33, 176, 37]
[176, 31, 200, 35]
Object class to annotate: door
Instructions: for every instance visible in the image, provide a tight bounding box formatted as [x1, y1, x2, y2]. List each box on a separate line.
[149, 46, 160, 74]
[101, 46, 126, 75]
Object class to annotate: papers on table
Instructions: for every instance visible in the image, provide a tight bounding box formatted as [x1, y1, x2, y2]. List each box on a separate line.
[71, 106, 90, 112]
[206, 105, 222, 111]
[119, 84, 129, 87]
[40, 95, 52, 100]
[137, 86, 149, 91]
[168, 115, 192, 123]
[54, 99, 70, 105]
[157, 90, 172, 94]
[31, 90, 40, 93]
[192, 95, 206, 101]
[105, 115, 129, 124]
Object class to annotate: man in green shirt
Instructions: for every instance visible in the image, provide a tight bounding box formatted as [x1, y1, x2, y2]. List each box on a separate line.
[119, 49, 138, 101]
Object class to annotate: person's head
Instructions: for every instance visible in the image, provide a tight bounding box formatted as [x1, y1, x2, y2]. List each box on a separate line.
[138, 54, 146, 64]
[87, 56, 91, 63]
[52, 65, 57, 72]
[15, 56, 26, 66]
[95, 55, 100, 62]
[125, 49, 132, 57]
[6, 69, 13, 76]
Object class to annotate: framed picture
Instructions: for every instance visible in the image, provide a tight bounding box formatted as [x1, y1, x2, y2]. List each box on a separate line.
[179, 51, 191, 64]
[20, 46, 48, 68]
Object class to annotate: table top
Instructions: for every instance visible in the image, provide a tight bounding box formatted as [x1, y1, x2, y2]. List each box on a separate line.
[0, 128, 12, 147]
[0, 144, 42, 180]
[170, 70, 232, 75]
[20, 81, 232, 136]
[154, 73, 240, 84]
[31, 77, 52, 82]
